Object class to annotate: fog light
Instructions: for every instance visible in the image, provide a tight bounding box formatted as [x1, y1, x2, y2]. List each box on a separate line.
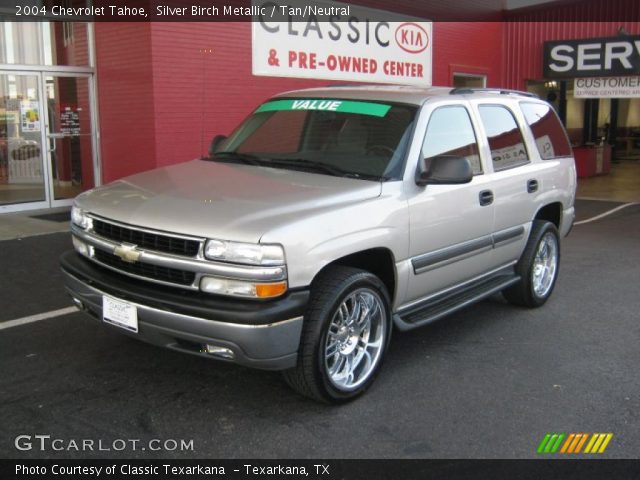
[200, 277, 287, 298]
[72, 235, 89, 256]
[200, 277, 256, 297]
[204, 345, 235, 359]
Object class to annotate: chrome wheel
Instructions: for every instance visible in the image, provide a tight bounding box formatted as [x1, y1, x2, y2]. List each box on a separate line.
[532, 232, 558, 298]
[324, 288, 386, 391]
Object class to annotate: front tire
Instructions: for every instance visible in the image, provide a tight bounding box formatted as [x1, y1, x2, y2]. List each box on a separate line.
[503, 220, 560, 308]
[282, 266, 391, 403]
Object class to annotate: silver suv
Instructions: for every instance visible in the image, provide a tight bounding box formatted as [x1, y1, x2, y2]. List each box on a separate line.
[61, 86, 576, 403]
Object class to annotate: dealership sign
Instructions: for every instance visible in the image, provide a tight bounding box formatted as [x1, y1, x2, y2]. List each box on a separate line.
[574, 76, 640, 98]
[251, 0, 432, 86]
[544, 35, 640, 78]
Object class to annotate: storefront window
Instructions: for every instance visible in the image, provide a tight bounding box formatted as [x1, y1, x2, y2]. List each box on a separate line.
[0, 22, 90, 67]
[453, 74, 486, 88]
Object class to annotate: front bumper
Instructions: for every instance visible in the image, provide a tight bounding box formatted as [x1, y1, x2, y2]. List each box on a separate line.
[60, 251, 308, 370]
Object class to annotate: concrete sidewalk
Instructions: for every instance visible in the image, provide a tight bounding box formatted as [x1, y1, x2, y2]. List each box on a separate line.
[0, 207, 70, 241]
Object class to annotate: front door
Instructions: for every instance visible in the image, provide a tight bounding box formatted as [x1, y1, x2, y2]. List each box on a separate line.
[0, 71, 97, 212]
[405, 103, 496, 304]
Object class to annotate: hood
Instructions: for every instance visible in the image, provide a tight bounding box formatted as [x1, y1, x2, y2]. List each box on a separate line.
[77, 159, 382, 243]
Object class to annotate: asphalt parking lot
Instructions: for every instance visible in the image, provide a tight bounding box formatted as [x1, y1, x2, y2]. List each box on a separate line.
[1, 200, 638, 459]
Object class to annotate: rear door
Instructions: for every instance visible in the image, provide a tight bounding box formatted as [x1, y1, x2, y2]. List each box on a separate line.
[472, 101, 538, 265]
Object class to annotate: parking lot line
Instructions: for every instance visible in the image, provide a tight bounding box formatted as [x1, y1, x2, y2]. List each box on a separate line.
[0, 306, 78, 330]
[574, 202, 639, 225]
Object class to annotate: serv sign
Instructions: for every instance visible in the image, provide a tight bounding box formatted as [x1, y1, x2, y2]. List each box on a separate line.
[543, 35, 640, 79]
[252, 0, 432, 87]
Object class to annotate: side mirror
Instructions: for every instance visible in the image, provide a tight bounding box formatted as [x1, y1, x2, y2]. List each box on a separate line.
[209, 135, 227, 157]
[415, 155, 473, 186]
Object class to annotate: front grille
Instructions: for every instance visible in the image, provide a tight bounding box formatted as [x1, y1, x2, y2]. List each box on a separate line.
[92, 219, 200, 257]
[94, 249, 196, 286]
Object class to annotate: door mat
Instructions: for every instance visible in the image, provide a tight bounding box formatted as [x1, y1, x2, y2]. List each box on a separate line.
[30, 212, 71, 223]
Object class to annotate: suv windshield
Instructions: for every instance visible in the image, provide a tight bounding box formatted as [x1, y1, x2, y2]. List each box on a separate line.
[211, 98, 417, 181]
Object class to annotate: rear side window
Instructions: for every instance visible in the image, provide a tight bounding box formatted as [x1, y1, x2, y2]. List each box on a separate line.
[421, 106, 482, 175]
[520, 102, 572, 159]
[478, 105, 529, 171]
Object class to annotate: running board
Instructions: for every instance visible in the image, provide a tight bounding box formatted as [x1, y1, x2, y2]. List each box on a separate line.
[393, 274, 520, 332]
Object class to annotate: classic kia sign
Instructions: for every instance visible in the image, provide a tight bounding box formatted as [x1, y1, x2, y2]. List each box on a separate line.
[251, 0, 432, 86]
[543, 35, 640, 79]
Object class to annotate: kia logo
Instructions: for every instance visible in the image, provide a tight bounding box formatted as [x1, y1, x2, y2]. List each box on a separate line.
[395, 23, 429, 54]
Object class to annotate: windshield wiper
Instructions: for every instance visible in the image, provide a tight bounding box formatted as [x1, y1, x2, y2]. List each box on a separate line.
[210, 151, 264, 165]
[209, 154, 387, 181]
[269, 158, 389, 182]
[266, 158, 382, 180]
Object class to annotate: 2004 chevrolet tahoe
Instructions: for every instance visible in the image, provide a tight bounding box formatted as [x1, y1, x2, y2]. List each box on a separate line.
[61, 86, 576, 403]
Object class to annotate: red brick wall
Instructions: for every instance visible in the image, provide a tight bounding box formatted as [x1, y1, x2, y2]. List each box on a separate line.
[94, 23, 157, 182]
[433, 22, 503, 87]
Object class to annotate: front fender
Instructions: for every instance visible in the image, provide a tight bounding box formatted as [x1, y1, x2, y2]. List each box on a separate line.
[260, 183, 409, 290]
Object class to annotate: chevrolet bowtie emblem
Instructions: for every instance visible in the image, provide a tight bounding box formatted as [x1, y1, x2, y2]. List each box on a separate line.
[113, 243, 141, 263]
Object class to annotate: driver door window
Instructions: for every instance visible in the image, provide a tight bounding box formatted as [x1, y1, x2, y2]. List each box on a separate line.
[406, 104, 494, 302]
[421, 106, 482, 175]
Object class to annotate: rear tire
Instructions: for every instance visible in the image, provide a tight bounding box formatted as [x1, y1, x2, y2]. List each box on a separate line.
[282, 266, 392, 403]
[503, 220, 560, 308]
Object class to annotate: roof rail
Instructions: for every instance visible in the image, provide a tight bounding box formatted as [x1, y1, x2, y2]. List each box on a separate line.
[449, 88, 539, 99]
[324, 83, 371, 88]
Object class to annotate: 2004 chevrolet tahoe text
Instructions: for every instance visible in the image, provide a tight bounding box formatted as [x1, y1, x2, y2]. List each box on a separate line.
[61, 86, 576, 403]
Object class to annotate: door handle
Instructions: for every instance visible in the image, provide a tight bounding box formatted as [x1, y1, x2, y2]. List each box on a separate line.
[47, 133, 66, 153]
[479, 190, 494, 206]
[527, 179, 539, 193]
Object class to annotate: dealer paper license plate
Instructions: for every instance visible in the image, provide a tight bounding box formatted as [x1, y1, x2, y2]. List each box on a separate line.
[102, 295, 138, 333]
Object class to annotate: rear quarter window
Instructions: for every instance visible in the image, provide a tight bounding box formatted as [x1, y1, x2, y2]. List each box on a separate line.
[520, 102, 572, 159]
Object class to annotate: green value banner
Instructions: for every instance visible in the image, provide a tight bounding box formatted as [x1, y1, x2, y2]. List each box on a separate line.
[255, 99, 391, 117]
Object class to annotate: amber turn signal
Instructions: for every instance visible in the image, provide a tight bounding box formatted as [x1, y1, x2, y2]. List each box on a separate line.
[255, 281, 288, 298]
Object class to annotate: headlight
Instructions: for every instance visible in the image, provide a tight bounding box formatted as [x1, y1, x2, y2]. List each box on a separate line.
[71, 205, 91, 229]
[204, 239, 284, 266]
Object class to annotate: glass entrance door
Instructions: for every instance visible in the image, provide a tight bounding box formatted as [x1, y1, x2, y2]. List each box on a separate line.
[44, 74, 96, 204]
[0, 72, 47, 208]
[0, 71, 97, 211]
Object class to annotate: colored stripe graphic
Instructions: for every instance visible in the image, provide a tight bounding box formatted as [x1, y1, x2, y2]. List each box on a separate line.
[537, 433, 565, 453]
[560, 433, 575, 453]
[540, 433, 613, 454]
[574, 433, 589, 453]
[537, 434, 552, 454]
[584, 434, 598, 453]
[585, 433, 613, 454]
